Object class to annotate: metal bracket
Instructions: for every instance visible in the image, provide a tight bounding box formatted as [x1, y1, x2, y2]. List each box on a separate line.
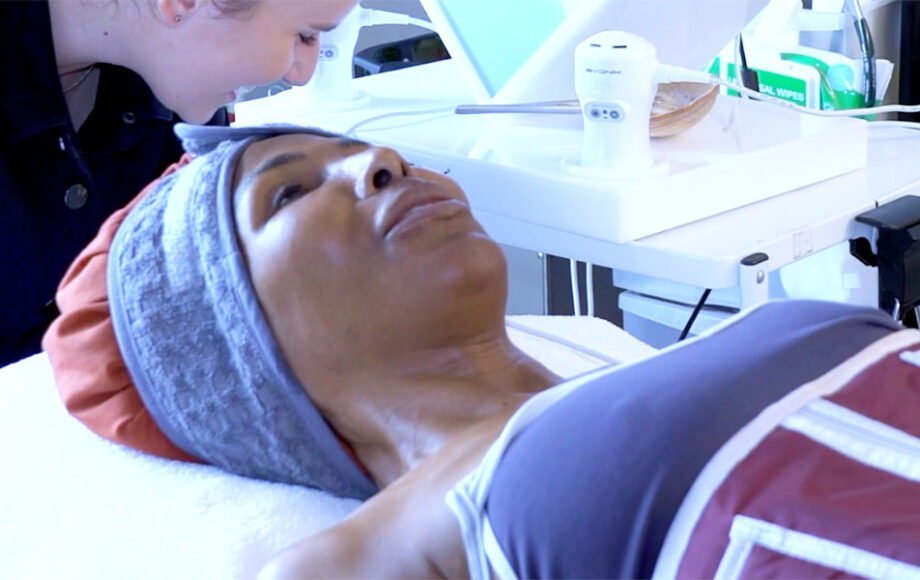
[853, 195, 920, 323]
[740, 252, 770, 310]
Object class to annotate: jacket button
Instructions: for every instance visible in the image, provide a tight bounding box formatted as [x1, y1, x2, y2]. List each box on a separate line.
[64, 184, 89, 209]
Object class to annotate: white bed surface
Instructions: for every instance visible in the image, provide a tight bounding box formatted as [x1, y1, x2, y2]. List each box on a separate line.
[0, 315, 654, 579]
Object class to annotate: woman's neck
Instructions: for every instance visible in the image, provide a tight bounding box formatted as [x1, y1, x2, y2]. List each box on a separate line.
[48, 0, 135, 75]
[49, 0, 143, 129]
[334, 336, 560, 488]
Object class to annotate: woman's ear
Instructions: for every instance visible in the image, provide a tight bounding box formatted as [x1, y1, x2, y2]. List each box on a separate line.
[155, 0, 203, 25]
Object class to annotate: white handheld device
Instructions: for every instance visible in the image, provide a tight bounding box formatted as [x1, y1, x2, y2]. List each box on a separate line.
[574, 30, 661, 176]
[296, 7, 368, 110]
[571, 30, 714, 178]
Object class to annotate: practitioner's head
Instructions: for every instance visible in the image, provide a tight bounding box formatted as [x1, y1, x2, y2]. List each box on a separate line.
[107, 125, 507, 498]
[134, 0, 358, 123]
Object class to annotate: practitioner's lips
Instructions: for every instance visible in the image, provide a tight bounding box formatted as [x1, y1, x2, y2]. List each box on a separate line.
[379, 187, 469, 239]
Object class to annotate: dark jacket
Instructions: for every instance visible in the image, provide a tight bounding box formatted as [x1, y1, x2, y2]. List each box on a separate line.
[0, 0, 227, 367]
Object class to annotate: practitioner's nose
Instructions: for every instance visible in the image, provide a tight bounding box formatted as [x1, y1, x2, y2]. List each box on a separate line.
[283, 37, 321, 87]
[354, 147, 410, 199]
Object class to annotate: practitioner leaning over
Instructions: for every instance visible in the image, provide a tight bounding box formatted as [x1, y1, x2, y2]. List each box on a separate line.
[0, 0, 357, 366]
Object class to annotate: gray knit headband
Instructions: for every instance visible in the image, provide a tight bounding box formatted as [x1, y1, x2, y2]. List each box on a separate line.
[108, 123, 377, 499]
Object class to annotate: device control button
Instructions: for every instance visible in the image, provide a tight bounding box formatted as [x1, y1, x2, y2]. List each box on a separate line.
[64, 184, 89, 210]
[585, 102, 625, 122]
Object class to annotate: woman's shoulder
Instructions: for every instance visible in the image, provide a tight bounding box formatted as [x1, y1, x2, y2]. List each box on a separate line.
[261, 415, 511, 579]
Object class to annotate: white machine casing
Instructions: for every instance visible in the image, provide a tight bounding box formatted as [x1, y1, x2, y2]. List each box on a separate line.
[575, 30, 658, 177]
[574, 31, 659, 176]
[572, 31, 714, 178]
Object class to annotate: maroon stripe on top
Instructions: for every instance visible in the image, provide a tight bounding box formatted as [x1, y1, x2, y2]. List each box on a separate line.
[827, 345, 920, 439]
[677, 428, 920, 578]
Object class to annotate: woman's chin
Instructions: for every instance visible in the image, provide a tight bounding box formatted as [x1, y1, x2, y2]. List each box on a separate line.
[174, 101, 223, 125]
[433, 238, 508, 303]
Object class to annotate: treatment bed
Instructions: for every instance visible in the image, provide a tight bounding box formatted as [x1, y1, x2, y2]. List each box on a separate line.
[0, 315, 656, 579]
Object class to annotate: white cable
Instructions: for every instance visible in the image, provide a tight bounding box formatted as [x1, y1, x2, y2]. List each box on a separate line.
[586, 262, 595, 318]
[868, 120, 920, 131]
[344, 105, 457, 136]
[711, 75, 920, 117]
[454, 69, 920, 120]
[570, 259, 582, 316]
[656, 65, 911, 117]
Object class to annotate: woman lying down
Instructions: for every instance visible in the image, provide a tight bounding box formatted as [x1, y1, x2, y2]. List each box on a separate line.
[44, 125, 920, 579]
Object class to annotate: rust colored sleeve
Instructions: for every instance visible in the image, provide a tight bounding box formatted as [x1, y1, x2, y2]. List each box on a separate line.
[42, 154, 201, 463]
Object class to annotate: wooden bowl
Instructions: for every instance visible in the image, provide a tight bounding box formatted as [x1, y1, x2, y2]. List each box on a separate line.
[650, 82, 719, 138]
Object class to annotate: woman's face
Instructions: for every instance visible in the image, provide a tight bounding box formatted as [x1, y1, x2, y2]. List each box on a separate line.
[233, 133, 508, 387]
[148, 0, 357, 123]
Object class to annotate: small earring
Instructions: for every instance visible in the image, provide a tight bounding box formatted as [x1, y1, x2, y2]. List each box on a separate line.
[174, 14, 182, 23]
